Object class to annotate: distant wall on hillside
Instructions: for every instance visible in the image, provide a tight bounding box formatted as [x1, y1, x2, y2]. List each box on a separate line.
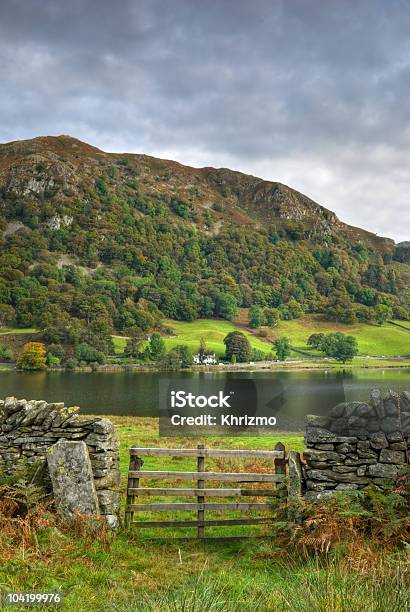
[304, 389, 410, 499]
[0, 397, 120, 525]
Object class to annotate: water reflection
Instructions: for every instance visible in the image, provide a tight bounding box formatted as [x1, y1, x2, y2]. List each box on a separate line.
[0, 368, 409, 431]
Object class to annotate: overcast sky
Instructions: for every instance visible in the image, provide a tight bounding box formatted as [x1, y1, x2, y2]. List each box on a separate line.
[1, 0, 409, 242]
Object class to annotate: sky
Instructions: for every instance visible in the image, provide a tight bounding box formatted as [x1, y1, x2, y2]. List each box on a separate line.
[1, 0, 409, 242]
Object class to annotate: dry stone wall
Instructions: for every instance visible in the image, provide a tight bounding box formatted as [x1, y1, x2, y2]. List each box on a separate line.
[304, 389, 410, 500]
[0, 397, 121, 524]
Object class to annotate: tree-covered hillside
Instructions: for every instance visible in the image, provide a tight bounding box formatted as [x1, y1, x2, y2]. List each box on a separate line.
[0, 136, 408, 356]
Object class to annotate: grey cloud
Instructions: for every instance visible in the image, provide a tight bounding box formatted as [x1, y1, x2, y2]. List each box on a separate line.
[0, 0, 409, 241]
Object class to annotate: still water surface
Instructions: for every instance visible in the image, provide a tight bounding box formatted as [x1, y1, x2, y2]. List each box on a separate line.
[0, 368, 409, 431]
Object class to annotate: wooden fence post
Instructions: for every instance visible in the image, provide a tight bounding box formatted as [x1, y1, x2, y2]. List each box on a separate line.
[287, 450, 303, 524]
[197, 444, 205, 539]
[274, 442, 286, 495]
[126, 451, 143, 528]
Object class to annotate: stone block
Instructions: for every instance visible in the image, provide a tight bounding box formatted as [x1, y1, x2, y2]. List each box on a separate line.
[308, 461, 333, 469]
[4, 397, 26, 416]
[386, 431, 404, 442]
[305, 428, 356, 444]
[332, 466, 357, 473]
[379, 449, 406, 464]
[369, 432, 388, 450]
[314, 444, 336, 450]
[336, 443, 356, 454]
[303, 449, 345, 463]
[306, 481, 335, 491]
[345, 457, 377, 465]
[305, 469, 334, 482]
[92, 419, 116, 435]
[96, 489, 121, 513]
[330, 403, 347, 418]
[370, 388, 384, 418]
[368, 463, 399, 478]
[94, 470, 121, 490]
[329, 418, 348, 434]
[307, 469, 369, 484]
[335, 483, 359, 490]
[47, 440, 99, 516]
[389, 441, 407, 450]
[356, 404, 375, 419]
[384, 391, 400, 417]
[400, 391, 410, 411]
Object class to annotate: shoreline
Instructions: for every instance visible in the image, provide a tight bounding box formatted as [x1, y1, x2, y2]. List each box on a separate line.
[1, 360, 410, 374]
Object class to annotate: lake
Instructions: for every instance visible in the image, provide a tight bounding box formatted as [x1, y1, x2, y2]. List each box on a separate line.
[1, 368, 409, 432]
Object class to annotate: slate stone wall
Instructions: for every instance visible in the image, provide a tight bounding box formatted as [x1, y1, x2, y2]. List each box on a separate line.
[0, 397, 121, 522]
[304, 389, 410, 500]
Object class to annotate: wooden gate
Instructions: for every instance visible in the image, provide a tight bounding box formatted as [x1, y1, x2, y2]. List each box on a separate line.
[125, 444, 303, 540]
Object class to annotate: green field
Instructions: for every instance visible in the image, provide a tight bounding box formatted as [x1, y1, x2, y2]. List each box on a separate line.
[0, 327, 38, 336]
[113, 319, 274, 357]
[163, 319, 274, 356]
[275, 315, 410, 357]
[113, 315, 410, 359]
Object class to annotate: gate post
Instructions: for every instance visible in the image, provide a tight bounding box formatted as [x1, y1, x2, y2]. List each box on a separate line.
[288, 450, 303, 523]
[125, 450, 143, 528]
[197, 444, 205, 539]
[274, 442, 286, 495]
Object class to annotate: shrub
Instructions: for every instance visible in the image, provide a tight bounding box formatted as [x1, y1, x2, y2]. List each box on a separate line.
[280, 487, 410, 555]
[46, 353, 60, 367]
[0, 343, 14, 361]
[74, 342, 105, 364]
[65, 357, 78, 370]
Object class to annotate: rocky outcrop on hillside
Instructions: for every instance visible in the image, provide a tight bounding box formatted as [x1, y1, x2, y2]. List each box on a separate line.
[0, 135, 394, 249]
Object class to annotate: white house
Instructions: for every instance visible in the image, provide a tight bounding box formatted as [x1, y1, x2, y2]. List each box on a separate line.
[193, 352, 218, 365]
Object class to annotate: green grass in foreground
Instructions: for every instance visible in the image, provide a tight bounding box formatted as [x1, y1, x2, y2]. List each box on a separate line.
[0, 418, 408, 611]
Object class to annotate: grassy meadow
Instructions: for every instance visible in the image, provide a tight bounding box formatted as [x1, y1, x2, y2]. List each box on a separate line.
[112, 318, 274, 356]
[275, 315, 410, 357]
[109, 315, 410, 363]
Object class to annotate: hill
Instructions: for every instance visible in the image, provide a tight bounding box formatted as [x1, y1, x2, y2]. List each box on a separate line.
[0, 135, 408, 361]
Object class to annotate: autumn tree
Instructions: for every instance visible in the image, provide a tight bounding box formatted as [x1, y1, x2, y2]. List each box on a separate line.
[16, 342, 47, 370]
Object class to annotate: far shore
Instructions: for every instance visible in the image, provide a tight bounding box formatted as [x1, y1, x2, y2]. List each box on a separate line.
[1, 358, 410, 374]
